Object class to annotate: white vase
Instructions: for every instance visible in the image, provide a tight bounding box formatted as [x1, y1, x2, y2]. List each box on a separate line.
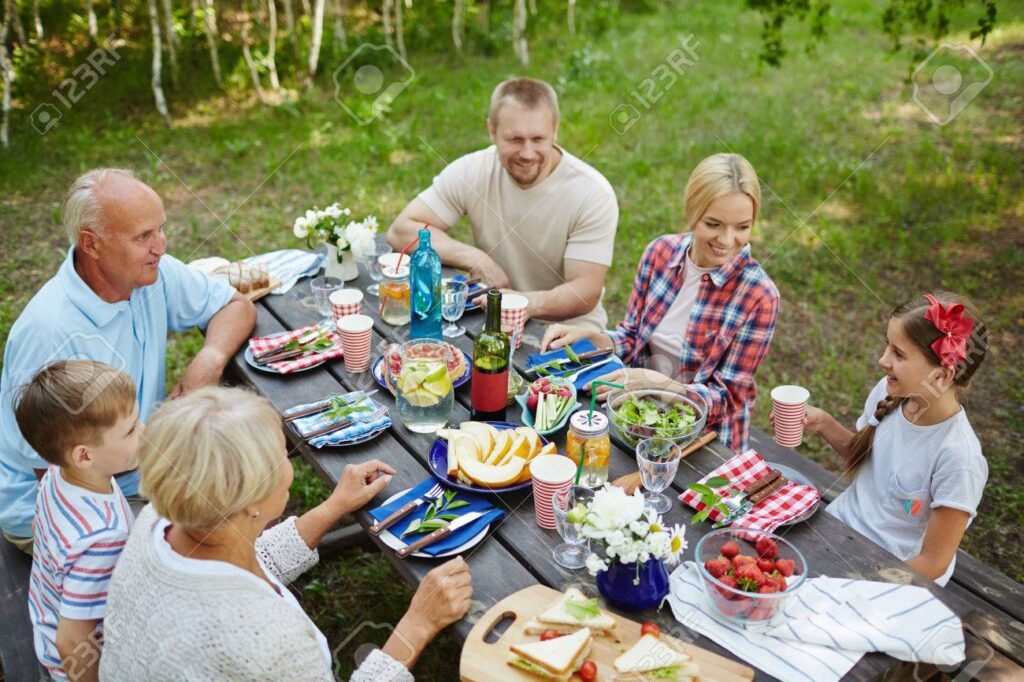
[324, 243, 359, 282]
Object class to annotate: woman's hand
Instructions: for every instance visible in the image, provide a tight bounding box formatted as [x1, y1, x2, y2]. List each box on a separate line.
[326, 459, 395, 517]
[387, 557, 473, 668]
[586, 367, 675, 402]
[540, 323, 589, 352]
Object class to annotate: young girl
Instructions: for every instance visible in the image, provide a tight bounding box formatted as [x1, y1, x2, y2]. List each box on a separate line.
[804, 292, 988, 585]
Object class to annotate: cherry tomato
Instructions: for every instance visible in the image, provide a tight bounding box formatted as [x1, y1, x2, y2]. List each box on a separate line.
[540, 629, 562, 641]
[578, 658, 597, 682]
[640, 621, 661, 638]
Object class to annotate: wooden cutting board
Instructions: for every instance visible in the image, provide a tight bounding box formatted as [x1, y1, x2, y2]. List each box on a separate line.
[460, 584, 753, 681]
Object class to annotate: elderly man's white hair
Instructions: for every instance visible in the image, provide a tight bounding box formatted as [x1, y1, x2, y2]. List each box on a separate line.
[61, 168, 138, 245]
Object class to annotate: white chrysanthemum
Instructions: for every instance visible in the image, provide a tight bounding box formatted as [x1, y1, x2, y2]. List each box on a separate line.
[586, 554, 609, 576]
[588, 485, 646, 534]
[363, 215, 379, 231]
[293, 217, 309, 239]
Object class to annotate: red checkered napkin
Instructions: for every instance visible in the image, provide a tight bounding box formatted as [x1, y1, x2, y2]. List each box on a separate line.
[248, 326, 344, 374]
[678, 449, 820, 534]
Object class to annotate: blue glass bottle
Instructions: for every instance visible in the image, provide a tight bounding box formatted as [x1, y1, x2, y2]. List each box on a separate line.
[410, 227, 442, 340]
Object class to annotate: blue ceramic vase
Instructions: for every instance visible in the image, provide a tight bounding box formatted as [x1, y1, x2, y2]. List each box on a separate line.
[596, 558, 670, 610]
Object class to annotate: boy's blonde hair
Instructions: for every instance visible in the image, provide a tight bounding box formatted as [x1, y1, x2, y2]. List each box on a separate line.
[140, 386, 285, 529]
[684, 153, 761, 229]
[14, 360, 137, 466]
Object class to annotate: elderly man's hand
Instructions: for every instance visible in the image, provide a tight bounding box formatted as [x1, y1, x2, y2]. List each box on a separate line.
[468, 255, 511, 293]
[169, 348, 227, 399]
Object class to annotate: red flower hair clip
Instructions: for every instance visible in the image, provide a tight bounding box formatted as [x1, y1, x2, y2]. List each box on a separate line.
[923, 294, 974, 368]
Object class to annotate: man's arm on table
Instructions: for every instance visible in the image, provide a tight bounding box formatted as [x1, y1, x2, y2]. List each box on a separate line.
[517, 258, 606, 321]
[387, 198, 511, 289]
[169, 292, 256, 398]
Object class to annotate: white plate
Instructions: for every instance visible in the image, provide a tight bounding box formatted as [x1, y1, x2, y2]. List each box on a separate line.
[244, 345, 335, 374]
[375, 488, 490, 559]
[764, 461, 820, 525]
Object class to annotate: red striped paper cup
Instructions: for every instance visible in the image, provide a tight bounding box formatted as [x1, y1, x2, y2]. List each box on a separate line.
[771, 385, 810, 448]
[530, 454, 576, 530]
[500, 294, 529, 349]
[330, 289, 364, 322]
[336, 314, 373, 373]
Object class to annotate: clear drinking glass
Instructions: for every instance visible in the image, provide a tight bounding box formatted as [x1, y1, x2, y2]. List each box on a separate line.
[635, 437, 682, 514]
[441, 280, 469, 337]
[310, 276, 343, 325]
[551, 487, 593, 569]
[359, 238, 393, 297]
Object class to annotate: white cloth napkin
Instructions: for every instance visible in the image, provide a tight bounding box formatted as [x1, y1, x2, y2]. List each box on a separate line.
[666, 563, 965, 682]
[243, 249, 325, 294]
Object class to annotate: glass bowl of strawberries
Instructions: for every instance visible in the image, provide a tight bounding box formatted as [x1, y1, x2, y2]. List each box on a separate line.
[694, 527, 807, 626]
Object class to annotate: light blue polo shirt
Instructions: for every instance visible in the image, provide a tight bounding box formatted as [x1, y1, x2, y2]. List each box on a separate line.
[0, 248, 235, 538]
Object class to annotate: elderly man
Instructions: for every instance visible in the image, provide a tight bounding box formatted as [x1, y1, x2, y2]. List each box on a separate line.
[387, 77, 618, 331]
[0, 168, 255, 552]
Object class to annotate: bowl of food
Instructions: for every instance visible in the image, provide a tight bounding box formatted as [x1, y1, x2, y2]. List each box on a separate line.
[604, 387, 707, 448]
[694, 527, 807, 625]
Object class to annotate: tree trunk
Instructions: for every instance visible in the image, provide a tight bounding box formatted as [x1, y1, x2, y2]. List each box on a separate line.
[85, 0, 99, 40]
[332, 0, 347, 53]
[6, 0, 25, 44]
[567, 0, 575, 35]
[480, 0, 491, 34]
[201, 0, 223, 87]
[513, 0, 528, 66]
[300, 0, 310, 16]
[241, 8, 267, 102]
[281, 0, 296, 50]
[160, 0, 179, 85]
[452, 0, 464, 56]
[394, 0, 405, 61]
[188, 0, 198, 30]
[528, 0, 536, 17]
[1, 10, 11, 147]
[305, 0, 325, 86]
[31, 0, 41, 38]
[381, 0, 393, 50]
[266, 0, 280, 89]
[147, 0, 171, 125]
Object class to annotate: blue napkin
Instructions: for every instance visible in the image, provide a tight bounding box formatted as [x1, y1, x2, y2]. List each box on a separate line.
[283, 391, 392, 448]
[451, 274, 489, 311]
[369, 479, 505, 556]
[527, 339, 626, 392]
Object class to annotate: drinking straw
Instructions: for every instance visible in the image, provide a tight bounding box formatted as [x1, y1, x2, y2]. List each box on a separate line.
[396, 226, 426, 270]
[574, 442, 585, 486]
[588, 380, 624, 424]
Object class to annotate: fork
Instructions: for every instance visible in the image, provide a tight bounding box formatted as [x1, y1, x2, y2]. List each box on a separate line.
[299, 404, 388, 440]
[369, 483, 444, 536]
[283, 390, 379, 422]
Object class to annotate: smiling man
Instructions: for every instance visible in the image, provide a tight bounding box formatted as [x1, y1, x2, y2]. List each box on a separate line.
[387, 78, 618, 331]
[0, 168, 256, 553]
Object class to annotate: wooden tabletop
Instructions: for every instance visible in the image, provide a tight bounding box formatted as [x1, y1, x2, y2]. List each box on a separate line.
[226, 268, 1024, 681]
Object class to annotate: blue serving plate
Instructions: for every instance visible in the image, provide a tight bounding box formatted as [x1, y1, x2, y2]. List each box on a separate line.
[427, 421, 548, 494]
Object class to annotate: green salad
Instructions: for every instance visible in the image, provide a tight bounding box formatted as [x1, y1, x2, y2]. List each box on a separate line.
[615, 395, 698, 439]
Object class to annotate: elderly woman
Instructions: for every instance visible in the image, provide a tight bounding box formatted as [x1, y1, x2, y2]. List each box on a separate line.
[542, 153, 779, 452]
[101, 386, 472, 680]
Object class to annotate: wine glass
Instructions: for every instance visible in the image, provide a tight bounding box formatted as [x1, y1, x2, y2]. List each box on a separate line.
[441, 280, 469, 337]
[359, 238, 393, 297]
[310, 276, 343, 325]
[551, 486, 593, 569]
[635, 437, 682, 514]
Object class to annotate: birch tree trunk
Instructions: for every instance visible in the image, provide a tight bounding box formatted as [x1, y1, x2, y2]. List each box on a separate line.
[1, 11, 11, 147]
[188, 0, 198, 31]
[147, 0, 171, 124]
[241, 9, 267, 102]
[528, 0, 536, 17]
[31, 0, 41, 38]
[394, 0, 405, 61]
[452, 0, 464, 56]
[513, 0, 528, 66]
[160, 0, 179, 84]
[381, 0, 393, 50]
[85, 0, 99, 40]
[305, 0, 325, 86]
[332, 0, 347, 53]
[567, 0, 575, 34]
[7, 0, 25, 44]
[201, 0, 223, 87]
[266, 0, 280, 89]
[300, 0, 310, 16]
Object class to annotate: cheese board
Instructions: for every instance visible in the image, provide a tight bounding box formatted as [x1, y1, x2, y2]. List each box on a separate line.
[460, 584, 754, 681]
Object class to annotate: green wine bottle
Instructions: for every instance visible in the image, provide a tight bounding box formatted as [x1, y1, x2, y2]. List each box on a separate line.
[470, 289, 510, 421]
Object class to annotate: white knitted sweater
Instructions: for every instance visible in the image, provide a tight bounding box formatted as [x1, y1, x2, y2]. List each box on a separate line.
[100, 505, 414, 681]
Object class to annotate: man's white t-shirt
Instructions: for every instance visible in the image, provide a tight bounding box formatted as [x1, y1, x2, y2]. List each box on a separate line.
[418, 145, 618, 331]
[826, 377, 988, 585]
[647, 250, 716, 380]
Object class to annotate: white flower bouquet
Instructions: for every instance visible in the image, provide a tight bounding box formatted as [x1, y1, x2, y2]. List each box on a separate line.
[292, 203, 378, 261]
[569, 484, 687, 581]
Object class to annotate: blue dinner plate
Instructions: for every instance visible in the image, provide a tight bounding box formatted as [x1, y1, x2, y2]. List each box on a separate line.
[428, 421, 547, 494]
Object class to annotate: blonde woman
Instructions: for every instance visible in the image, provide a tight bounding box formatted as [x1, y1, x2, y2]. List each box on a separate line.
[542, 153, 779, 452]
[101, 386, 472, 681]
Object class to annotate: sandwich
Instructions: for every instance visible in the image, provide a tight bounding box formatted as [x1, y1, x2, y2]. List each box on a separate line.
[507, 627, 593, 681]
[523, 588, 616, 637]
[613, 634, 700, 681]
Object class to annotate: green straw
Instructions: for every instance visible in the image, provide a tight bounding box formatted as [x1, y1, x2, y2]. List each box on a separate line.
[574, 442, 585, 486]
[589, 380, 624, 424]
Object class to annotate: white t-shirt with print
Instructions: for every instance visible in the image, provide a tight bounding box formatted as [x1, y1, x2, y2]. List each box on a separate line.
[647, 250, 716, 381]
[825, 377, 987, 585]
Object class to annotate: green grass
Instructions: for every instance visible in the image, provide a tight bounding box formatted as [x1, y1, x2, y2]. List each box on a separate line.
[2, 0, 1023, 676]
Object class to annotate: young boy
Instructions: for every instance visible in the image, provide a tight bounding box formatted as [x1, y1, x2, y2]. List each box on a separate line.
[14, 360, 141, 682]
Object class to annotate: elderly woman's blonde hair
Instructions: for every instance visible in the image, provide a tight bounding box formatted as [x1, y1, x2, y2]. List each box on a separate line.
[61, 168, 137, 245]
[140, 386, 285, 529]
[683, 153, 761, 229]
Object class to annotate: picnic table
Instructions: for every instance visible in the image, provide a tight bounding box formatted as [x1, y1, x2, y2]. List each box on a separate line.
[224, 264, 1024, 682]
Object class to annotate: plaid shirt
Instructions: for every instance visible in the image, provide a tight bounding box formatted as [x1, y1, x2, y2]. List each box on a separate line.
[606, 233, 779, 452]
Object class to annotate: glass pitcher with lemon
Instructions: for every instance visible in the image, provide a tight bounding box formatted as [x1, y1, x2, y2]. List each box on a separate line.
[383, 339, 455, 433]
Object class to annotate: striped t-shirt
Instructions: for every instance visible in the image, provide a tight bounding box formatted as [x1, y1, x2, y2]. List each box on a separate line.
[28, 467, 133, 680]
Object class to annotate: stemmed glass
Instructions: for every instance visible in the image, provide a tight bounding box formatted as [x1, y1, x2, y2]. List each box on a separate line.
[636, 437, 682, 514]
[310, 276, 343, 325]
[442, 280, 469, 338]
[359, 238, 393, 297]
[551, 486, 593, 569]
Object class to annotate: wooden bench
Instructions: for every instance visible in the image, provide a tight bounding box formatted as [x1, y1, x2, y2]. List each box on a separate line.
[0, 535, 45, 681]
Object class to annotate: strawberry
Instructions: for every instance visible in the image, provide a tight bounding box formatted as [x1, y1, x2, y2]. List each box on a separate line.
[756, 558, 776, 573]
[775, 558, 796, 577]
[732, 554, 756, 570]
[704, 558, 731, 578]
[719, 597, 749, 617]
[715, 574, 740, 598]
[735, 564, 765, 591]
[720, 541, 740, 559]
[758, 583, 780, 594]
[755, 536, 778, 560]
[746, 602, 776, 621]
[768, 572, 788, 592]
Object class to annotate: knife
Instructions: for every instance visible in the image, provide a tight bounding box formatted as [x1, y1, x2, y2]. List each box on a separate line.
[396, 511, 485, 558]
[527, 347, 615, 373]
